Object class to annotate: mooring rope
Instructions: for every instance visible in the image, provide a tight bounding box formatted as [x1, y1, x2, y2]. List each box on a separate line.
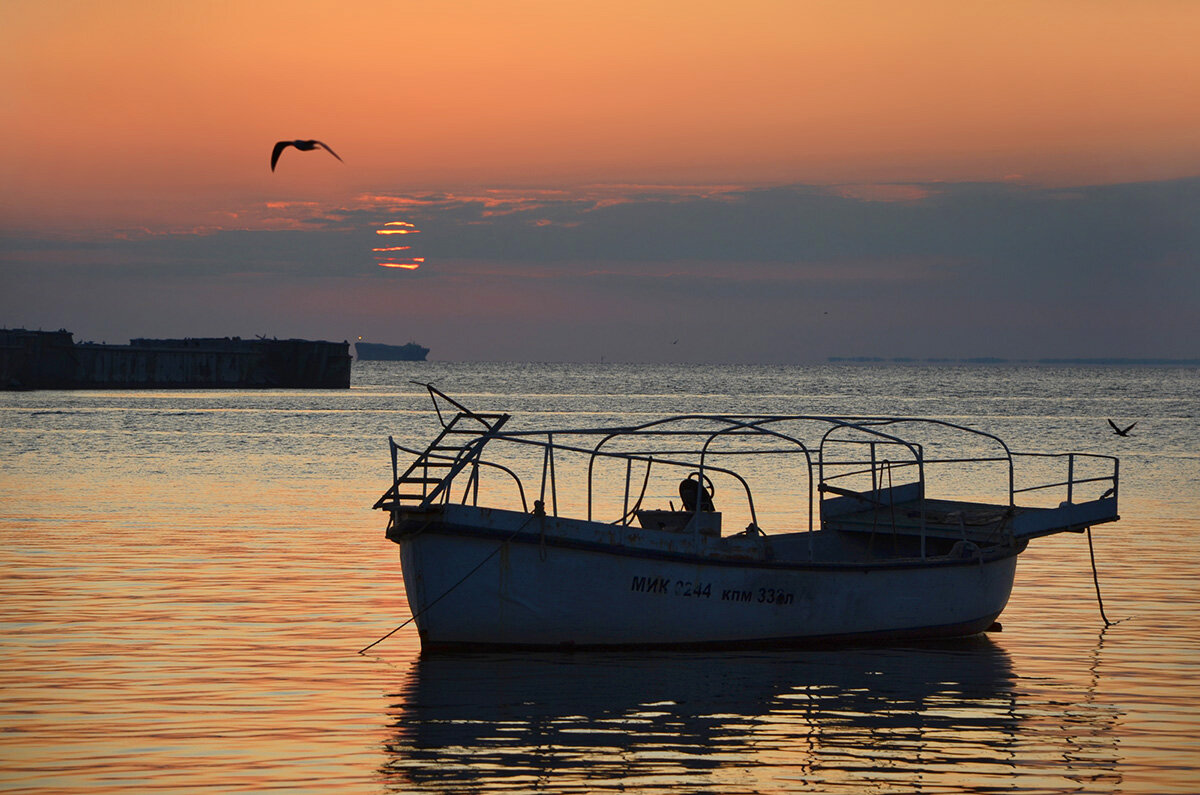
[1086, 526, 1118, 628]
[358, 508, 541, 654]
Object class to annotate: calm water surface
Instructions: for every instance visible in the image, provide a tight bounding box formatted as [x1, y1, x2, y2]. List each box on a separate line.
[2, 363, 1198, 793]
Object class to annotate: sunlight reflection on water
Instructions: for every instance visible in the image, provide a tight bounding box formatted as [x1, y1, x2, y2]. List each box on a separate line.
[1, 364, 1198, 793]
[379, 642, 1129, 794]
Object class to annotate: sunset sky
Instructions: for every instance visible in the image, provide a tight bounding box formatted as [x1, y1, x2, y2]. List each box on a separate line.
[2, 0, 1198, 362]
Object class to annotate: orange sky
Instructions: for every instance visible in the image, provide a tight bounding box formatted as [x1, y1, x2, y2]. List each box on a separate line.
[2, 1, 1198, 362]
[3, 0, 1199, 231]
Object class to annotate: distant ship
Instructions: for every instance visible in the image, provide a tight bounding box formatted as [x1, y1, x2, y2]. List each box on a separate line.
[355, 341, 430, 362]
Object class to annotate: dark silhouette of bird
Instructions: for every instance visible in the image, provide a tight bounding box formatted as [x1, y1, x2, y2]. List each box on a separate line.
[270, 139, 343, 171]
[1108, 419, 1136, 437]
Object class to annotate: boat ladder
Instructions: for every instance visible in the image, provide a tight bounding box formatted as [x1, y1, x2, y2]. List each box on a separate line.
[374, 409, 510, 511]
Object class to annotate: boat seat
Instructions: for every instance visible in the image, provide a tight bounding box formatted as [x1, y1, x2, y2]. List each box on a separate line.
[636, 509, 721, 536]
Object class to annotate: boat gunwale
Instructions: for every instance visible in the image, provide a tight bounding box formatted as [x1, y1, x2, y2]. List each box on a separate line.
[389, 505, 1025, 573]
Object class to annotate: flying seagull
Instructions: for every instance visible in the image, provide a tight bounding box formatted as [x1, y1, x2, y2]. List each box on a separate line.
[270, 139, 343, 171]
[1108, 419, 1137, 437]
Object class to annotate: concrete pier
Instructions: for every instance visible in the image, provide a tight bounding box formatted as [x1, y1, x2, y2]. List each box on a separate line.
[1, 329, 352, 390]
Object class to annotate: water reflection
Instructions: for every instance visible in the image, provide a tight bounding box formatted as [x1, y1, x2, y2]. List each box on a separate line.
[381, 638, 1122, 793]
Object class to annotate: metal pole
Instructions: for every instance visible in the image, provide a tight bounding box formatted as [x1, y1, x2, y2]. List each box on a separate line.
[623, 458, 632, 525]
[870, 442, 878, 497]
[548, 433, 558, 517]
[1067, 453, 1075, 504]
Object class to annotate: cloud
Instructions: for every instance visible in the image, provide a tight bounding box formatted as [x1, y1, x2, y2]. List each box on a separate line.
[353, 179, 1200, 276]
[2, 178, 1197, 361]
[6, 177, 1197, 281]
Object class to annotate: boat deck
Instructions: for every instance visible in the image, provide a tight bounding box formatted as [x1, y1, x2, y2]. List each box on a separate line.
[822, 495, 1119, 543]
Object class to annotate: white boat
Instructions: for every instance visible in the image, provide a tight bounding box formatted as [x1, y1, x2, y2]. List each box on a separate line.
[374, 385, 1120, 651]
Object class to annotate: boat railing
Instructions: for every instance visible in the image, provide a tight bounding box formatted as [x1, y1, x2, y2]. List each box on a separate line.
[817, 417, 1014, 498]
[464, 430, 769, 529]
[378, 395, 1120, 550]
[419, 381, 503, 433]
[585, 415, 820, 532]
[1010, 451, 1120, 505]
[818, 452, 1117, 503]
[384, 438, 530, 512]
[373, 386, 513, 511]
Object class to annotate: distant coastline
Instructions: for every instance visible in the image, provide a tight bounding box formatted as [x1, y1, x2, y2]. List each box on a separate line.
[828, 356, 1200, 366]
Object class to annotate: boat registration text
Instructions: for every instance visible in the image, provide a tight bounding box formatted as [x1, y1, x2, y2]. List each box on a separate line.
[629, 575, 795, 606]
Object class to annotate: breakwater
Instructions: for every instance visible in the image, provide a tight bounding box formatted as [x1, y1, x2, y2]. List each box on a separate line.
[1, 329, 352, 390]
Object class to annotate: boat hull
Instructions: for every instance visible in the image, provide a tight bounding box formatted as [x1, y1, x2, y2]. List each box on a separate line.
[394, 507, 1018, 651]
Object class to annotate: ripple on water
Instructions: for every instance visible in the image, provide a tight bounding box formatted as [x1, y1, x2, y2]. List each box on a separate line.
[2, 364, 1199, 793]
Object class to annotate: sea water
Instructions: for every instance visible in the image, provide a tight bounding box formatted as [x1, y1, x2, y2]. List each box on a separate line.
[2, 363, 1198, 794]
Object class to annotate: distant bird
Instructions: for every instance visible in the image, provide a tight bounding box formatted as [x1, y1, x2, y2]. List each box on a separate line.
[270, 139, 343, 171]
[1108, 419, 1137, 437]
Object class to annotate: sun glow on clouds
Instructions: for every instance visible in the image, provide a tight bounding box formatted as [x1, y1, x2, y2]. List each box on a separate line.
[353, 186, 751, 272]
[374, 221, 423, 269]
[378, 259, 424, 270]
